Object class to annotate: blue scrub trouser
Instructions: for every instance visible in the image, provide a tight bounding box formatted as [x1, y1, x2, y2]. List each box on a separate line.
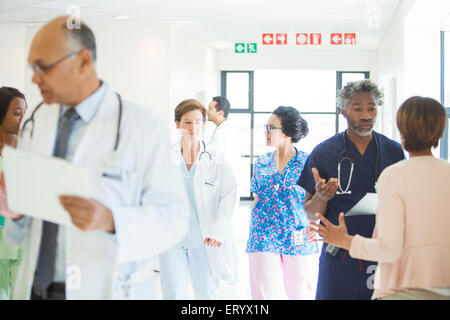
[315, 250, 377, 300]
[159, 245, 220, 300]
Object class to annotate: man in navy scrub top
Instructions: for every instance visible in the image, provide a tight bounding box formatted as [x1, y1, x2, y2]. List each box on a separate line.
[298, 80, 405, 300]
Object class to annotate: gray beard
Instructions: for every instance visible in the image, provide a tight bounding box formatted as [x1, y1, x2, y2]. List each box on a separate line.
[352, 127, 373, 136]
[346, 117, 376, 137]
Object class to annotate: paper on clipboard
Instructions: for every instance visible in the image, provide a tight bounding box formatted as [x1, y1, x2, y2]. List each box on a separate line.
[2, 146, 91, 226]
[345, 192, 378, 216]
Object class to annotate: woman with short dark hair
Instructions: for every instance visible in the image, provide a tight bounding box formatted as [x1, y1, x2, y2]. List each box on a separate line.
[312, 96, 450, 300]
[247, 106, 319, 300]
[0, 86, 27, 299]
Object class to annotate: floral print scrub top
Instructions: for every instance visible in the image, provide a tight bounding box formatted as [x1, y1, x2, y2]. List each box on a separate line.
[246, 148, 318, 256]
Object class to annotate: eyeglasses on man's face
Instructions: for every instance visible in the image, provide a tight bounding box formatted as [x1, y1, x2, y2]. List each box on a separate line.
[264, 124, 283, 133]
[29, 50, 81, 75]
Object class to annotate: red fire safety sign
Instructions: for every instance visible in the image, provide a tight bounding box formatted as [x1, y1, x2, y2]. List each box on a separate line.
[276, 33, 287, 45]
[344, 33, 356, 45]
[262, 33, 274, 45]
[296, 33, 308, 45]
[330, 33, 343, 45]
[310, 33, 321, 45]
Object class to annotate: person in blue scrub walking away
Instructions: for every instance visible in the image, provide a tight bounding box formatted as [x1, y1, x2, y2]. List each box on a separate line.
[247, 106, 319, 300]
[298, 80, 405, 300]
[159, 99, 238, 299]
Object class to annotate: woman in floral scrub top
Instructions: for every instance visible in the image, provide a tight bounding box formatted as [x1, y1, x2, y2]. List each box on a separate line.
[247, 106, 319, 300]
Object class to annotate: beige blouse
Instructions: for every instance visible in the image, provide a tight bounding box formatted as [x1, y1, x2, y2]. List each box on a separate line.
[349, 156, 450, 299]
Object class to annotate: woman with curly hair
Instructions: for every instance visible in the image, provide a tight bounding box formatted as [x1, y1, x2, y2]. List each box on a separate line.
[247, 106, 319, 300]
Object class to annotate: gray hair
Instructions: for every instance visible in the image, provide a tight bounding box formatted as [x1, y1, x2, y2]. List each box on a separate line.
[62, 20, 97, 61]
[337, 79, 383, 110]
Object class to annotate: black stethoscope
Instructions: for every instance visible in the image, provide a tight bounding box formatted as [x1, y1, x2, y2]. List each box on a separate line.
[336, 131, 379, 195]
[20, 92, 123, 156]
[199, 140, 213, 161]
[20, 92, 127, 181]
[180, 140, 215, 185]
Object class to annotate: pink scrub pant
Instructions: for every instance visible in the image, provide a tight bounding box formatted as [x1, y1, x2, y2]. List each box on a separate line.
[249, 252, 319, 300]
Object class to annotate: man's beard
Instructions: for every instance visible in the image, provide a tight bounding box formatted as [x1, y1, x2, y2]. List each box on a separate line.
[347, 119, 375, 136]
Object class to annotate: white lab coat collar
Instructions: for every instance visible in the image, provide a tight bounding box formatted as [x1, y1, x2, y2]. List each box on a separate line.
[210, 119, 229, 143]
[173, 139, 209, 159]
[71, 85, 119, 164]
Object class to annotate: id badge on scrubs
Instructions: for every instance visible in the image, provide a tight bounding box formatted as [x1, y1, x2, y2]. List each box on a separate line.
[293, 229, 305, 246]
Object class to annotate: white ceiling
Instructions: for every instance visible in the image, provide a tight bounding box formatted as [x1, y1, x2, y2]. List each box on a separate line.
[0, 0, 401, 49]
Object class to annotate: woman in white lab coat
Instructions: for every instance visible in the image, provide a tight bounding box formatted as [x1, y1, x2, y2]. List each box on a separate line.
[159, 99, 238, 300]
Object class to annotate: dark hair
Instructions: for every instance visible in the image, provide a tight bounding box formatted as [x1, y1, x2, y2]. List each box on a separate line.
[272, 106, 308, 143]
[62, 20, 97, 61]
[212, 96, 230, 118]
[397, 96, 447, 152]
[175, 99, 206, 122]
[0, 86, 26, 124]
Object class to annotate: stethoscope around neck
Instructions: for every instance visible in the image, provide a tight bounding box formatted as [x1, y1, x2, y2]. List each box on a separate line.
[336, 131, 379, 195]
[20, 92, 123, 168]
[181, 140, 215, 184]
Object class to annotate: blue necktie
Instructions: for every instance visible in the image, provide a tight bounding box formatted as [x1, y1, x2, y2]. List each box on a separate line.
[33, 108, 80, 297]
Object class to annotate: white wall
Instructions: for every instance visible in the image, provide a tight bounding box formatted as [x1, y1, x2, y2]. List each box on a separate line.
[0, 24, 27, 93]
[374, 0, 416, 140]
[94, 22, 172, 125]
[403, 0, 448, 100]
[0, 20, 220, 130]
[375, 0, 450, 145]
[168, 24, 220, 140]
[219, 47, 373, 71]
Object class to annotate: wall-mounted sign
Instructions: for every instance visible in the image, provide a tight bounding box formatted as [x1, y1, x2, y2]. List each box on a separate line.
[344, 33, 356, 45]
[262, 33, 356, 46]
[331, 33, 357, 45]
[310, 33, 322, 45]
[275, 33, 287, 45]
[235, 43, 245, 53]
[247, 43, 257, 53]
[330, 33, 343, 45]
[296, 33, 308, 45]
[296, 33, 322, 45]
[235, 43, 257, 53]
[262, 33, 274, 45]
[262, 33, 287, 45]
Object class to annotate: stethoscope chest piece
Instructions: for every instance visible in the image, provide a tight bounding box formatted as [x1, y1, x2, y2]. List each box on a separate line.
[336, 131, 379, 195]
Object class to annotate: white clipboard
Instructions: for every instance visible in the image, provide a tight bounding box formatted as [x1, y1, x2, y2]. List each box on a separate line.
[2, 146, 91, 226]
[345, 192, 378, 216]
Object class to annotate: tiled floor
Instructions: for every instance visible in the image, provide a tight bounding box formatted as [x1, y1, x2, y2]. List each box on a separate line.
[151, 200, 321, 300]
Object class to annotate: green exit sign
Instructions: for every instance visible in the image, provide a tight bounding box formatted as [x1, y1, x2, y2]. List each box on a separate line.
[235, 43, 245, 53]
[247, 43, 257, 53]
[235, 43, 257, 53]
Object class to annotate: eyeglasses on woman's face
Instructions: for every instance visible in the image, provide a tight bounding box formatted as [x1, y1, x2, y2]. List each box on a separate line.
[264, 124, 283, 134]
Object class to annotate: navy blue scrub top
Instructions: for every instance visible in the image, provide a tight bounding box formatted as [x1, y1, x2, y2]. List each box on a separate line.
[298, 130, 405, 299]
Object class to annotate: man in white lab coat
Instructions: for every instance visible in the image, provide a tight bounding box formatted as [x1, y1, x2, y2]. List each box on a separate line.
[207, 96, 240, 179]
[1, 16, 189, 299]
